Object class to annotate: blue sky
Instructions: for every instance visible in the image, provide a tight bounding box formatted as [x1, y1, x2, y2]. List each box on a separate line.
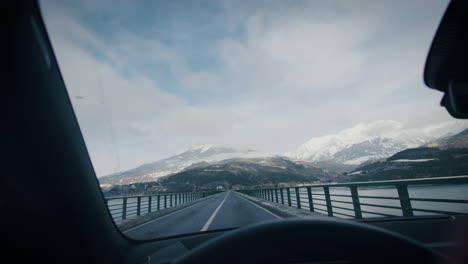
[40, 0, 463, 176]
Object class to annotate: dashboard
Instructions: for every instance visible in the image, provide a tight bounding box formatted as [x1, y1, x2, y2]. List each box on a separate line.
[124, 215, 462, 264]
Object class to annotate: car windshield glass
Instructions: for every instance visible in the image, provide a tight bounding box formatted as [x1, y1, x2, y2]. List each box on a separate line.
[39, 0, 468, 240]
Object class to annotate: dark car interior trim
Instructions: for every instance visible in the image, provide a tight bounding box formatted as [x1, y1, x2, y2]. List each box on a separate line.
[6, 1, 130, 263]
[424, 0, 468, 118]
[5, 1, 467, 263]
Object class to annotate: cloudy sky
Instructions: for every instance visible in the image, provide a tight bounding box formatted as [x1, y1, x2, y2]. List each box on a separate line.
[40, 0, 459, 176]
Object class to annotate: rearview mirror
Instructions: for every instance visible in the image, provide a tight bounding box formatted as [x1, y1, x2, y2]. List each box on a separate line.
[424, 0, 468, 118]
[441, 81, 468, 118]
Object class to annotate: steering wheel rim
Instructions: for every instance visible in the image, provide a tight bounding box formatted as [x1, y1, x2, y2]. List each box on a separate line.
[174, 218, 443, 264]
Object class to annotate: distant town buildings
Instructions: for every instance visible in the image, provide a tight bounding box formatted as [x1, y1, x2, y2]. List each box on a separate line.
[231, 185, 242, 190]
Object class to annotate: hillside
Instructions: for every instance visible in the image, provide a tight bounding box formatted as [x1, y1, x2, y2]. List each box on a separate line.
[347, 132, 468, 181]
[103, 156, 342, 195]
[99, 145, 269, 185]
[286, 120, 467, 172]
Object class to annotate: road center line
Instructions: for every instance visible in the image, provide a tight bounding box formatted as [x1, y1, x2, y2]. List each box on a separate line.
[200, 191, 230, 231]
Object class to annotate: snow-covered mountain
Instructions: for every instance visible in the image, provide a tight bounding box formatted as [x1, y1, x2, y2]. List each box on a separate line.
[285, 120, 468, 171]
[99, 145, 270, 185]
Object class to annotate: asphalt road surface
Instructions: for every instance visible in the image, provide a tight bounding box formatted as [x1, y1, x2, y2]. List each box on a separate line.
[124, 191, 280, 239]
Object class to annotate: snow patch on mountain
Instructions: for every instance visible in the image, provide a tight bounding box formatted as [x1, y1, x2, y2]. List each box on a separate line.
[285, 120, 468, 166]
[100, 144, 271, 185]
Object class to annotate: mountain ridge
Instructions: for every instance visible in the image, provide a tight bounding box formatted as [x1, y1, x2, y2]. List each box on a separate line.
[99, 145, 271, 185]
[285, 120, 468, 171]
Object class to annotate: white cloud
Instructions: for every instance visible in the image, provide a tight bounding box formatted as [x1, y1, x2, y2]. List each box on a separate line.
[40, 0, 464, 176]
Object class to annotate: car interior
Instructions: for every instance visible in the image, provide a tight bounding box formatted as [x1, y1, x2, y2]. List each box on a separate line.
[5, 0, 468, 263]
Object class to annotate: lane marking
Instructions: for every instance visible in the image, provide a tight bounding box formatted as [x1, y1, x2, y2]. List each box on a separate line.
[236, 192, 282, 219]
[200, 191, 230, 231]
[123, 193, 224, 234]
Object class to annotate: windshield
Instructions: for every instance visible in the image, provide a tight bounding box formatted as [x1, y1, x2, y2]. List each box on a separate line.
[40, 0, 468, 240]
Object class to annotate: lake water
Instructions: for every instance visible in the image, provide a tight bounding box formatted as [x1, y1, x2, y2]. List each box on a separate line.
[106, 184, 468, 222]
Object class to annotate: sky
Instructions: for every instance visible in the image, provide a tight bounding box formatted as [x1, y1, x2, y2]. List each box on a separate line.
[39, 0, 460, 176]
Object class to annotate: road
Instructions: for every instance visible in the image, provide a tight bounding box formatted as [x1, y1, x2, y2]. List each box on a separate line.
[124, 191, 280, 239]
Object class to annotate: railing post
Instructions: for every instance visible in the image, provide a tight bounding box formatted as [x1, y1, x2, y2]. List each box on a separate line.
[307, 187, 314, 212]
[295, 187, 301, 209]
[396, 185, 413, 216]
[287, 188, 292, 206]
[122, 198, 127, 220]
[157, 195, 160, 211]
[137, 197, 141, 216]
[280, 188, 284, 204]
[175, 194, 178, 206]
[164, 194, 167, 208]
[170, 194, 173, 207]
[323, 187, 333, 217]
[148, 196, 152, 213]
[275, 189, 279, 203]
[349, 186, 362, 219]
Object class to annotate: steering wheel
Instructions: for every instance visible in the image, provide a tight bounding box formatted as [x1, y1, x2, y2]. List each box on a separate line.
[174, 218, 443, 263]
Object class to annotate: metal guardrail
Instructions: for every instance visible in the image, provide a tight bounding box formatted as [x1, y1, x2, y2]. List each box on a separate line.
[238, 176, 468, 219]
[105, 191, 219, 221]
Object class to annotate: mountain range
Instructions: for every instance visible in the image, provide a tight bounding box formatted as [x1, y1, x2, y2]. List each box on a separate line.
[345, 130, 468, 182]
[99, 145, 269, 186]
[285, 120, 468, 172]
[159, 156, 342, 193]
[100, 120, 468, 192]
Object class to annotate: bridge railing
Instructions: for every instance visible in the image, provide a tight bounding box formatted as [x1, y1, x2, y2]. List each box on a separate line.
[105, 191, 219, 221]
[238, 176, 468, 219]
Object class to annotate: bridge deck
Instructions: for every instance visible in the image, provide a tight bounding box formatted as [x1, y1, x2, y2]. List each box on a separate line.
[124, 191, 281, 239]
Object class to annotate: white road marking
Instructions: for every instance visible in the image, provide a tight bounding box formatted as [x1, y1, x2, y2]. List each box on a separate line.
[237, 192, 282, 219]
[123, 193, 222, 234]
[200, 191, 230, 231]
